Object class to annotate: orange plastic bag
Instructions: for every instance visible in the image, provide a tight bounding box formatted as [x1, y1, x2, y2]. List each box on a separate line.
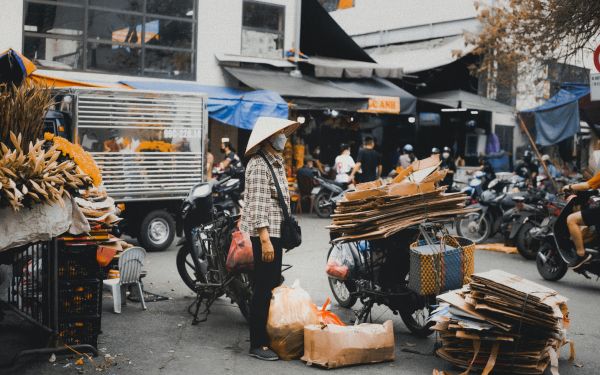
[317, 298, 345, 326]
[96, 245, 117, 267]
[267, 282, 319, 360]
[226, 230, 253, 273]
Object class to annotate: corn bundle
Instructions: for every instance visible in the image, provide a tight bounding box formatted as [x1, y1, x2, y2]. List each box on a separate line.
[0, 82, 53, 147]
[0, 132, 92, 211]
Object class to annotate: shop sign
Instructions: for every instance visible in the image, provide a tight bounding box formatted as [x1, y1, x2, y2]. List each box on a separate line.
[591, 72, 600, 102]
[362, 96, 400, 114]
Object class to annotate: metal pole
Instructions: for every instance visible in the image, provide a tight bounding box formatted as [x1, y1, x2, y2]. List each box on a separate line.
[291, 0, 303, 77]
[517, 114, 558, 191]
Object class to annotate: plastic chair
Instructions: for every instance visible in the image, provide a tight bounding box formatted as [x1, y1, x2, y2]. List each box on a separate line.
[103, 247, 147, 313]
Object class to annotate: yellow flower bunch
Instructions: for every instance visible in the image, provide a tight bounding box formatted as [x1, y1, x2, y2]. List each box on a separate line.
[135, 140, 175, 152]
[44, 132, 102, 186]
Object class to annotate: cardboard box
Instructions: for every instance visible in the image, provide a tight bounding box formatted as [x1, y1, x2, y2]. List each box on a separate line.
[301, 320, 395, 369]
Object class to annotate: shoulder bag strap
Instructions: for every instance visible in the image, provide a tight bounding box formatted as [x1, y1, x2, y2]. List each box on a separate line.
[258, 151, 292, 221]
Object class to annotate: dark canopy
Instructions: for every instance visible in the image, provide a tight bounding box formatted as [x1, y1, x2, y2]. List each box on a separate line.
[224, 67, 368, 111]
[301, 0, 375, 63]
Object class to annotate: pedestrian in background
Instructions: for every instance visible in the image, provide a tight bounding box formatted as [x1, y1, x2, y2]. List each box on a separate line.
[440, 146, 457, 190]
[539, 154, 561, 178]
[311, 145, 325, 174]
[240, 117, 300, 361]
[399, 144, 415, 168]
[350, 136, 382, 183]
[334, 143, 355, 188]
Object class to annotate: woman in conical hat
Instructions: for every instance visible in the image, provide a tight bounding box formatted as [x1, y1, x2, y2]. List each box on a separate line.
[240, 117, 300, 361]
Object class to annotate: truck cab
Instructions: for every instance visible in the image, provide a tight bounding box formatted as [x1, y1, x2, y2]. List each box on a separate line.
[48, 88, 208, 252]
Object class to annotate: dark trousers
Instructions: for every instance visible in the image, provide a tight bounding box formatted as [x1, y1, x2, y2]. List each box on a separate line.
[249, 236, 282, 348]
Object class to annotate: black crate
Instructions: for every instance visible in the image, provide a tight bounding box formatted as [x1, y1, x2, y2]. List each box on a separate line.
[58, 281, 102, 316]
[9, 242, 50, 326]
[57, 317, 100, 348]
[58, 244, 100, 281]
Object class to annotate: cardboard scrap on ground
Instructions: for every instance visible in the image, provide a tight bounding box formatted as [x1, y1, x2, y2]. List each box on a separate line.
[474, 243, 518, 254]
[431, 270, 573, 375]
[301, 320, 395, 369]
[329, 155, 475, 242]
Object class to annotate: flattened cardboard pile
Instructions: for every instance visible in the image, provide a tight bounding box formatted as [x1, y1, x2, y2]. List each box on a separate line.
[431, 270, 573, 375]
[328, 155, 474, 242]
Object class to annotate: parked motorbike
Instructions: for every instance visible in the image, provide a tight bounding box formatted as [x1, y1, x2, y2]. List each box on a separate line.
[456, 178, 520, 243]
[327, 223, 448, 337]
[500, 189, 548, 259]
[175, 180, 252, 323]
[536, 190, 600, 281]
[210, 170, 244, 215]
[460, 170, 486, 204]
[313, 176, 345, 218]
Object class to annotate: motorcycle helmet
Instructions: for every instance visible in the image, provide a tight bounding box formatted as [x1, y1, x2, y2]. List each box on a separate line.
[431, 147, 440, 154]
[481, 189, 497, 202]
[403, 144, 414, 153]
[443, 146, 451, 153]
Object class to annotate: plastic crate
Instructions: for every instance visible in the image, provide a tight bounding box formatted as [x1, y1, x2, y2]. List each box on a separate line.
[58, 244, 100, 281]
[58, 280, 102, 316]
[58, 317, 100, 348]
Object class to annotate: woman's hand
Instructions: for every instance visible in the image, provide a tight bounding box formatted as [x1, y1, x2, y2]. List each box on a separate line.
[261, 238, 275, 263]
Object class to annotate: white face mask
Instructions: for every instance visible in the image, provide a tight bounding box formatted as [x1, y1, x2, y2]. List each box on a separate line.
[269, 133, 287, 151]
[442, 152, 450, 159]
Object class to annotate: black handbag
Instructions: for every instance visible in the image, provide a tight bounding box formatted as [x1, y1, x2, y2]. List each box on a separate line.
[258, 151, 302, 251]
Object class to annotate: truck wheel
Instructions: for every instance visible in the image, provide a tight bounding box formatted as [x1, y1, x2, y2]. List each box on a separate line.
[139, 210, 175, 252]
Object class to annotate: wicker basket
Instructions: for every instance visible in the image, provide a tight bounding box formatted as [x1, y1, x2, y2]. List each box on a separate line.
[409, 235, 475, 296]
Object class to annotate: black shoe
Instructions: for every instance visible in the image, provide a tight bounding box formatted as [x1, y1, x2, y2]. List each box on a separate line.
[249, 347, 279, 361]
[572, 254, 592, 270]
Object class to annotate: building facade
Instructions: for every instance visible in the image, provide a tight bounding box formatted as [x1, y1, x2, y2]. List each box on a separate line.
[1, 0, 299, 87]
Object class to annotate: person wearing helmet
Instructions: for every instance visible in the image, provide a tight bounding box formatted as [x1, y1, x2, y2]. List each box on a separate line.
[440, 146, 457, 191]
[399, 144, 415, 169]
[515, 149, 538, 185]
[431, 147, 440, 156]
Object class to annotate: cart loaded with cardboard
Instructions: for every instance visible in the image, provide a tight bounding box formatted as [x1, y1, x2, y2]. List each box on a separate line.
[302, 156, 478, 367]
[0, 82, 124, 367]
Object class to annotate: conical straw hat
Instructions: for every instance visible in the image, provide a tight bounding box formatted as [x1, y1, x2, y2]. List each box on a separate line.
[245, 117, 300, 155]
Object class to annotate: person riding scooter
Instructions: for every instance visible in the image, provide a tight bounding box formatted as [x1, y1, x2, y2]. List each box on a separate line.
[440, 146, 457, 191]
[562, 172, 600, 269]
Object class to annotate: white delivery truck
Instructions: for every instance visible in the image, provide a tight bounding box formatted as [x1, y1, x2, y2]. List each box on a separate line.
[45, 88, 208, 251]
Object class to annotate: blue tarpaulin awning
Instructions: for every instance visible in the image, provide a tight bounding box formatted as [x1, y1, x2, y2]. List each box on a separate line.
[521, 83, 590, 146]
[121, 80, 289, 130]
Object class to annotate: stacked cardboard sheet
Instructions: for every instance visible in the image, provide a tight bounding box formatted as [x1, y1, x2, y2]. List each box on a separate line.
[328, 156, 474, 242]
[431, 270, 573, 375]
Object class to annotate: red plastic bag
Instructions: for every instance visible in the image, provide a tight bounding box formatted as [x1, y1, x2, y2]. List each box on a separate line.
[325, 243, 356, 280]
[325, 262, 349, 280]
[226, 230, 253, 273]
[317, 297, 345, 326]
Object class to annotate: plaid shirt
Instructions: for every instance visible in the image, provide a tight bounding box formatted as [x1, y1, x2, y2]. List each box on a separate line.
[240, 150, 290, 238]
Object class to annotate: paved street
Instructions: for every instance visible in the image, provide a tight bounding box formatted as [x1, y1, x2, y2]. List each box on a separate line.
[5, 216, 600, 375]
